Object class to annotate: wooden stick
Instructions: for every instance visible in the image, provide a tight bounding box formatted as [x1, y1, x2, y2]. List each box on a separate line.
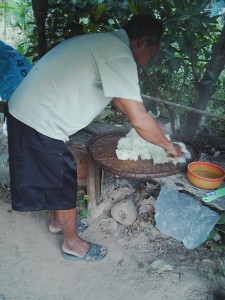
[142, 94, 225, 121]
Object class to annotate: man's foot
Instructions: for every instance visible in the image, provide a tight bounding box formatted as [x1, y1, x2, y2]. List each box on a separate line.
[49, 220, 88, 235]
[62, 243, 107, 262]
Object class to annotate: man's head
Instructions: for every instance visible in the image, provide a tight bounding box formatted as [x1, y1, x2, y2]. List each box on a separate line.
[122, 14, 164, 66]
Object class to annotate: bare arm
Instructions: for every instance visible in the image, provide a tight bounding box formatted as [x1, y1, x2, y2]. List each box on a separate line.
[112, 98, 182, 158]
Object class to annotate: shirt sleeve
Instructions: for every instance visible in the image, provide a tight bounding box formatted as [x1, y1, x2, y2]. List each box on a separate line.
[97, 56, 143, 102]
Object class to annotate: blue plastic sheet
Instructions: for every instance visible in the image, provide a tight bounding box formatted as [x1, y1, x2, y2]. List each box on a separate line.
[155, 182, 220, 249]
[0, 41, 32, 101]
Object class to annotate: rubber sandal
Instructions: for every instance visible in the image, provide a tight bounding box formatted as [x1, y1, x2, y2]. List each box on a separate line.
[76, 220, 88, 232]
[62, 243, 107, 262]
[49, 220, 88, 235]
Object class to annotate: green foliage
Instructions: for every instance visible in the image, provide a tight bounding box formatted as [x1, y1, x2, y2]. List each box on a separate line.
[149, 1, 221, 95]
[44, 0, 154, 49]
[3, 1, 223, 70]
[0, 0, 34, 59]
[215, 268, 225, 278]
[206, 211, 225, 246]
[77, 191, 89, 219]
[217, 211, 225, 224]
[1, 0, 225, 133]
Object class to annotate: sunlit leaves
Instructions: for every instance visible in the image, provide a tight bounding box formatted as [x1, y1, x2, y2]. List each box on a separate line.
[2, 0, 224, 120]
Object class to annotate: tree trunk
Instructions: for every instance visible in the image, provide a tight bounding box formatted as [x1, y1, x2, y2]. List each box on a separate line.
[32, 0, 48, 59]
[183, 24, 225, 137]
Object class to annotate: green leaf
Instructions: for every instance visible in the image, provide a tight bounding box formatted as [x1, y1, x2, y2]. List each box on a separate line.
[207, 71, 215, 80]
[179, 14, 191, 21]
[128, 1, 139, 14]
[201, 80, 213, 85]
[84, 195, 89, 201]
[215, 268, 225, 278]
[217, 211, 225, 224]
[0, 6, 14, 10]
[77, 199, 83, 206]
[211, 244, 225, 252]
[216, 224, 225, 234]
[205, 227, 217, 242]
[167, 0, 175, 7]
[95, 3, 106, 20]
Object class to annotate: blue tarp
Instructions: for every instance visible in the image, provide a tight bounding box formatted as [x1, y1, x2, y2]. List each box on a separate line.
[210, 0, 225, 17]
[0, 41, 32, 101]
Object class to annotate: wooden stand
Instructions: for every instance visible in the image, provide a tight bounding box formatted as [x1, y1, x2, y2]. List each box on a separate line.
[67, 130, 101, 210]
[67, 122, 124, 209]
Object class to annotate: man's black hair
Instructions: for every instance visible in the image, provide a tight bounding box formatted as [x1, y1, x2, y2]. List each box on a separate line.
[122, 14, 164, 46]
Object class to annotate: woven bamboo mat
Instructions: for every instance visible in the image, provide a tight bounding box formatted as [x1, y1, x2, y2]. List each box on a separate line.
[89, 131, 200, 179]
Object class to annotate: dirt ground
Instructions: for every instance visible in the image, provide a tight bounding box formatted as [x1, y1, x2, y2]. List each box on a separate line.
[1, 120, 225, 300]
[1, 176, 225, 300]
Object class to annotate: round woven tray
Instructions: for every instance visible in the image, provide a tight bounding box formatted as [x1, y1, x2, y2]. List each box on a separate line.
[89, 130, 201, 179]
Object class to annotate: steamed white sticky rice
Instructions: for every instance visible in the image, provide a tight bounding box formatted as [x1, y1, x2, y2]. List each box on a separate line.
[116, 128, 191, 165]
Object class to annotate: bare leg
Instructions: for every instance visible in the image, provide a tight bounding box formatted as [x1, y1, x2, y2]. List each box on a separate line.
[53, 208, 90, 257]
[49, 208, 107, 260]
[49, 210, 88, 234]
[49, 210, 61, 233]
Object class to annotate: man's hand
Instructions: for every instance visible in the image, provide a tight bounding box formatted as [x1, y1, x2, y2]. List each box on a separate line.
[164, 142, 182, 159]
[112, 98, 183, 159]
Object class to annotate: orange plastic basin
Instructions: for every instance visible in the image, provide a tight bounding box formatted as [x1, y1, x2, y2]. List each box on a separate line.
[187, 161, 225, 190]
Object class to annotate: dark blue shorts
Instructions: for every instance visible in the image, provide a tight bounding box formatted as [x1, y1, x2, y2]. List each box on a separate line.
[7, 113, 77, 211]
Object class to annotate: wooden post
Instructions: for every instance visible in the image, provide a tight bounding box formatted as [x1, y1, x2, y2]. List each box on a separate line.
[67, 145, 102, 210]
[87, 157, 101, 210]
[32, 0, 48, 59]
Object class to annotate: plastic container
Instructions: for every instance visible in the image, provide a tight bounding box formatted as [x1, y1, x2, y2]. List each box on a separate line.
[187, 161, 225, 189]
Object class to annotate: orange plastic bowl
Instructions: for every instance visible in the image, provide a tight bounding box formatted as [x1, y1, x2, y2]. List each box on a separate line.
[187, 161, 225, 189]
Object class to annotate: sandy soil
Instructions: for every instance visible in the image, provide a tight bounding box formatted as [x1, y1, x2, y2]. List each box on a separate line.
[0, 179, 225, 300]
